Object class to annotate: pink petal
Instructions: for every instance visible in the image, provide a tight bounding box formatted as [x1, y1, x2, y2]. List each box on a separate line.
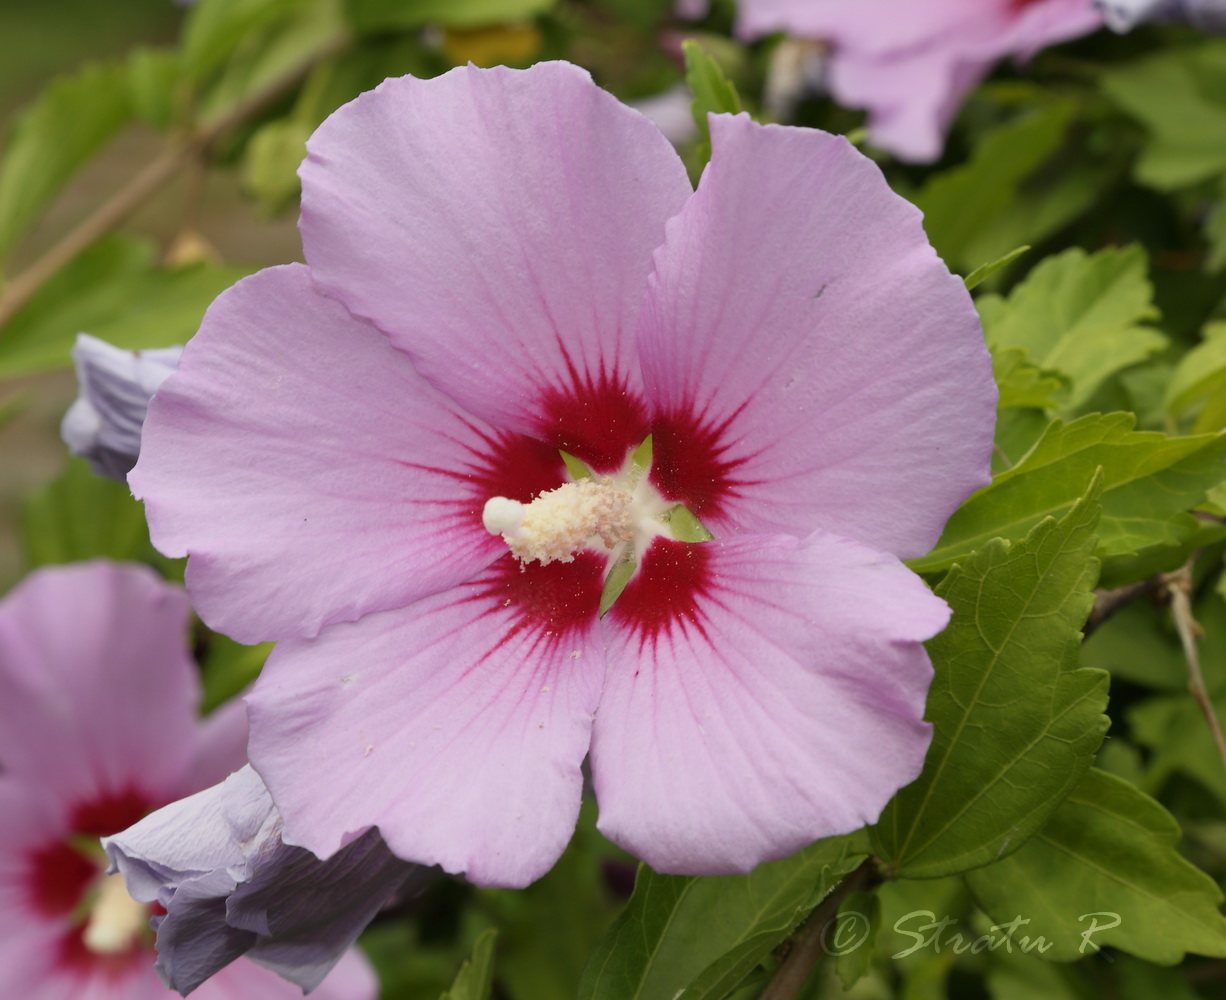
[592, 533, 947, 875]
[195, 950, 377, 1000]
[638, 114, 995, 559]
[0, 563, 197, 813]
[299, 62, 692, 457]
[132, 264, 538, 643]
[177, 697, 250, 798]
[247, 555, 606, 888]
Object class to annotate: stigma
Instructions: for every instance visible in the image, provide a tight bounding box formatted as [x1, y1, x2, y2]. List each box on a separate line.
[483, 478, 635, 566]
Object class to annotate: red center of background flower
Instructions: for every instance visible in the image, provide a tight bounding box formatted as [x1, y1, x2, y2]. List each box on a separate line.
[25, 787, 155, 977]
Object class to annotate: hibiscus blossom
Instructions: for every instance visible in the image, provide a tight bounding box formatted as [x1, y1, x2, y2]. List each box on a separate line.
[0, 561, 376, 999]
[132, 61, 996, 887]
[737, 0, 1105, 162]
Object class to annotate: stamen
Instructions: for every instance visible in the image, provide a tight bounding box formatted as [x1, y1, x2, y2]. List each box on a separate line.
[82, 872, 147, 955]
[483, 478, 633, 566]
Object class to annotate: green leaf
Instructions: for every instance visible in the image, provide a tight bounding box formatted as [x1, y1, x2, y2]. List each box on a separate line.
[965, 246, 1030, 291]
[683, 39, 742, 170]
[910, 413, 1226, 574]
[835, 890, 880, 990]
[241, 117, 313, 214]
[977, 246, 1166, 409]
[993, 347, 1066, 411]
[181, 0, 316, 84]
[1100, 41, 1226, 191]
[440, 929, 498, 1000]
[0, 235, 251, 379]
[200, 634, 273, 713]
[1206, 182, 1226, 272]
[875, 476, 1109, 879]
[21, 458, 163, 569]
[1129, 694, 1226, 807]
[126, 47, 181, 130]
[965, 769, 1226, 963]
[345, 0, 554, 32]
[1166, 321, 1226, 432]
[913, 103, 1074, 270]
[0, 59, 133, 259]
[577, 835, 865, 1000]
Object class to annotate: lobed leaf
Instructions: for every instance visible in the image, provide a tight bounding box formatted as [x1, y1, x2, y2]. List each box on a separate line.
[976, 245, 1166, 409]
[965, 769, 1226, 964]
[910, 412, 1226, 574]
[875, 475, 1109, 878]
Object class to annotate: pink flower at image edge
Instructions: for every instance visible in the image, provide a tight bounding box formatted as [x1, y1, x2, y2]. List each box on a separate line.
[737, 0, 1105, 162]
[131, 62, 997, 888]
[0, 561, 376, 1000]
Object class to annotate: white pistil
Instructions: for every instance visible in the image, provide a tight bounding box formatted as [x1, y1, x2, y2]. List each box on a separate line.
[482, 478, 634, 566]
[82, 871, 148, 955]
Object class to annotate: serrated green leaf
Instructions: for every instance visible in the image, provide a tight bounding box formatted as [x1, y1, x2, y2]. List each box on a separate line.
[913, 103, 1074, 270]
[345, 0, 553, 32]
[1129, 693, 1226, 807]
[577, 836, 864, 1000]
[0, 235, 252, 379]
[127, 47, 181, 129]
[440, 929, 497, 1000]
[1100, 41, 1226, 191]
[993, 347, 1065, 411]
[910, 413, 1226, 574]
[683, 39, 742, 170]
[977, 246, 1166, 409]
[965, 246, 1030, 291]
[965, 769, 1226, 963]
[875, 476, 1109, 878]
[0, 59, 133, 259]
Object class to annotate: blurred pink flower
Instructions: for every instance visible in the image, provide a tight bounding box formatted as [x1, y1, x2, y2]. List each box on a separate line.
[132, 62, 995, 887]
[738, 0, 1105, 161]
[0, 561, 376, 1000]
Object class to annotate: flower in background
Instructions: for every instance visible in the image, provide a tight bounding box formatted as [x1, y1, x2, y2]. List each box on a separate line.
[1098, 0, 1226, 31]
[132, 62, 996, 888]
[0, 561, 376, 1000]
[105, 765, 422, 995]
[61, 334, 183, 482]
[737, 0, 1105, 162]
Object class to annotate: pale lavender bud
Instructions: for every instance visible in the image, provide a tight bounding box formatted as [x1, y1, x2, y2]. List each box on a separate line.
[61, 334, 183, 481]
[103, 766, 421, 996]
[1098, 0, 1226, 31]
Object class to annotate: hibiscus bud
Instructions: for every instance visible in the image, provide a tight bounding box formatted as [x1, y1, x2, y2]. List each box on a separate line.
[102, 765, 421, 996]
[1098, 0, 1226, 31]
[61, 334, 183, 481]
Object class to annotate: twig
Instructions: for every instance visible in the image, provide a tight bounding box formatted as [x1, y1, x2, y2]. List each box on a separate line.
[1163, 560, 1226, 776]
[0, 30, 350, 330]
[1083, 577, 1162, 639]
[759, 858, 880, 1000]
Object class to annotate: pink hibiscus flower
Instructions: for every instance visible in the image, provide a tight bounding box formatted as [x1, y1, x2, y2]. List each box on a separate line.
[132, 61, 996, 888]
[737, 0, 1105, 162]
[0, 561, 376, 1000]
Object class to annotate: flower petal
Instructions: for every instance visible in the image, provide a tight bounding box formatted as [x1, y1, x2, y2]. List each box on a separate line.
[177, 697, 250, 798]
[299, 62, 692, 444]
[638, 114, 995, 558]
[196, 949, 378, 1000]
[592, 532, 946, 875]
[247, 555, 606, 887]
[0, 562, 197, 811]
[132, 264, 528, 643]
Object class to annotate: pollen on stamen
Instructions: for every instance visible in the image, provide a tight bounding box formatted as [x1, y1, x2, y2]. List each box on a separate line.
[482, 478, 633, 566]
